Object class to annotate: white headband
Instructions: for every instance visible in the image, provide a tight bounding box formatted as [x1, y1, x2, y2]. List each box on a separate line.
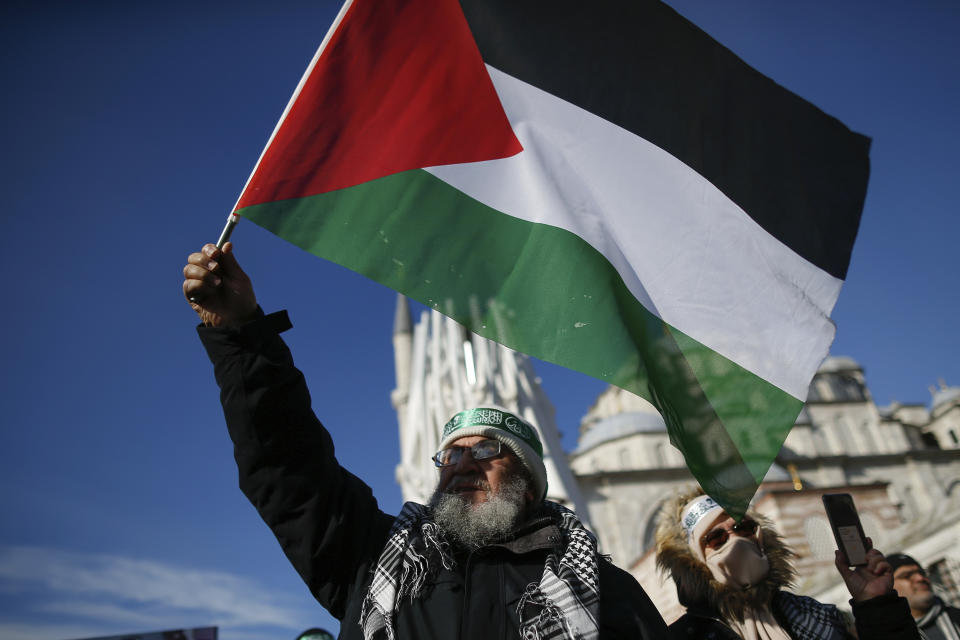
[680, 494, 722, 539]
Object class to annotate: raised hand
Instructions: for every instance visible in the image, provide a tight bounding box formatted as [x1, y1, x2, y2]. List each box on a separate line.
[182, 242, 258, 327]
[835, 537, 894, 602]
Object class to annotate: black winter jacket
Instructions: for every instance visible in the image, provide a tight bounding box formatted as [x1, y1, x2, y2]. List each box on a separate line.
[198, 310, 669, 640]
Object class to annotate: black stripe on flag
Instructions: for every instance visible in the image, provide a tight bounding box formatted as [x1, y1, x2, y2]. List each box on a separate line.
[459, 0, 870, 280]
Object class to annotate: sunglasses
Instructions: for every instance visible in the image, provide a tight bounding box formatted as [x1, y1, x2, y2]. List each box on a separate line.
[702, 518, 759, 551]
[432, 440, 502, 467]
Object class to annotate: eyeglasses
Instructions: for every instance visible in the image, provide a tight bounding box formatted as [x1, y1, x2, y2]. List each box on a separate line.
[702, 518, 759, 551]
[432, 440, 502, 467]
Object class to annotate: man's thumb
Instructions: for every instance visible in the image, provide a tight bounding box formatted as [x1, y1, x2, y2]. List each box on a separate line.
[219, 242, 243, 275]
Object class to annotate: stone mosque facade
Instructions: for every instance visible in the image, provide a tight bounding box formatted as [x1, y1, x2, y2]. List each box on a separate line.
[391, 296, 960, 622]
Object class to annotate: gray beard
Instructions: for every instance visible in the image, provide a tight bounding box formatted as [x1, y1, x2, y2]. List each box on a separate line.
[428, 476, 530, 548]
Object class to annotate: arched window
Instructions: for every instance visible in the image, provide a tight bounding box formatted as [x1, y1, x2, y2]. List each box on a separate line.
[641, 499, 666, 554]
[803, 516, 835, 560]
[860, 513, 883, 548]
[654, 442, 666, 467]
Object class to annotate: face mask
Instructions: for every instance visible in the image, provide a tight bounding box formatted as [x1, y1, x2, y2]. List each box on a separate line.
[705, 536, 769, 588]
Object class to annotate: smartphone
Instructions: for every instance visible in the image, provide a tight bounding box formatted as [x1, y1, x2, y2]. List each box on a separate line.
[822, 493, 869, 566]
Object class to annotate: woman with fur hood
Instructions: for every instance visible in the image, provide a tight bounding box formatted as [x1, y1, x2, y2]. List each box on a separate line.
[655, 487, 919, 640]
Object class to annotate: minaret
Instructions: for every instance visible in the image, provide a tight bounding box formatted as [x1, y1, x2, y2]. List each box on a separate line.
[392, 296, 589, 521]
[390, 294, 414, 445]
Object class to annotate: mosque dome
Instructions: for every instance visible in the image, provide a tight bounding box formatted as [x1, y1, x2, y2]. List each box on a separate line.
[931, 382, 960, 413]
[575, 410, 666, 453]
[818, 355, 861, 373]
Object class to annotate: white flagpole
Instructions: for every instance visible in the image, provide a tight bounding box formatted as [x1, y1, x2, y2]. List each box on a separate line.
[215, 212, 239, 249]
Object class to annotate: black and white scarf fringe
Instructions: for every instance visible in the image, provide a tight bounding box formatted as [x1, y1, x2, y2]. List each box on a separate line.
[360, 501, 600, 640]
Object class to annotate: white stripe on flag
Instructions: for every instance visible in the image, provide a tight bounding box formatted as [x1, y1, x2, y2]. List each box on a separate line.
[427, 65, 842, 400]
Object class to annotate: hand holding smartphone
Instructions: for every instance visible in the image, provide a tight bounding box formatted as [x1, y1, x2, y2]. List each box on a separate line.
[822, 493, 869, 566]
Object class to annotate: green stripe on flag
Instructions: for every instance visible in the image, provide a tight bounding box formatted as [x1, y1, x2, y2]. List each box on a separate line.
[239, 169, 802, 517]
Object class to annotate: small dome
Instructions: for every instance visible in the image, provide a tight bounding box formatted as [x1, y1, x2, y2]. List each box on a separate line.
[575, 410, 666, 453]
[877, 402, 899, 418]
[932, 384, 960, 411]
[818, 355, 861, 373]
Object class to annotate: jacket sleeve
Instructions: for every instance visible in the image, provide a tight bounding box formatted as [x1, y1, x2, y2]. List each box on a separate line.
[851, 591, 921, 640]
[598, 560, 671, 637]
[197, 310, 394, 620]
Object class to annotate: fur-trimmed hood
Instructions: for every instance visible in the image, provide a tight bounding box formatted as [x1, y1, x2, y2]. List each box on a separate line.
[655, 486, 796, 622]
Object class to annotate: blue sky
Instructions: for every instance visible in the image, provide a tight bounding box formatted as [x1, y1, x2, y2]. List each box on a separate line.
[1, 1, 957, 638]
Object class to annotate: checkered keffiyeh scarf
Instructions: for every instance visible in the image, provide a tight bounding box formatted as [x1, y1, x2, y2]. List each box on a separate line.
[359, 501, 600, 640]
[774, 591, 848, 640]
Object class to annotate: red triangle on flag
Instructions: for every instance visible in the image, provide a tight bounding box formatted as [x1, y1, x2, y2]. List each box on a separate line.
[236, 0, 523, 211]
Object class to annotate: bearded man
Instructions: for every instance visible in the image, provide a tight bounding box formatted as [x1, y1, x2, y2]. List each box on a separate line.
[183, 242, 668, 640]
[655, 487, 919, 640]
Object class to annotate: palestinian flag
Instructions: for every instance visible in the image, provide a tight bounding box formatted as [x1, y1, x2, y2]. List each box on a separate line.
[234, 0, 870, 517]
